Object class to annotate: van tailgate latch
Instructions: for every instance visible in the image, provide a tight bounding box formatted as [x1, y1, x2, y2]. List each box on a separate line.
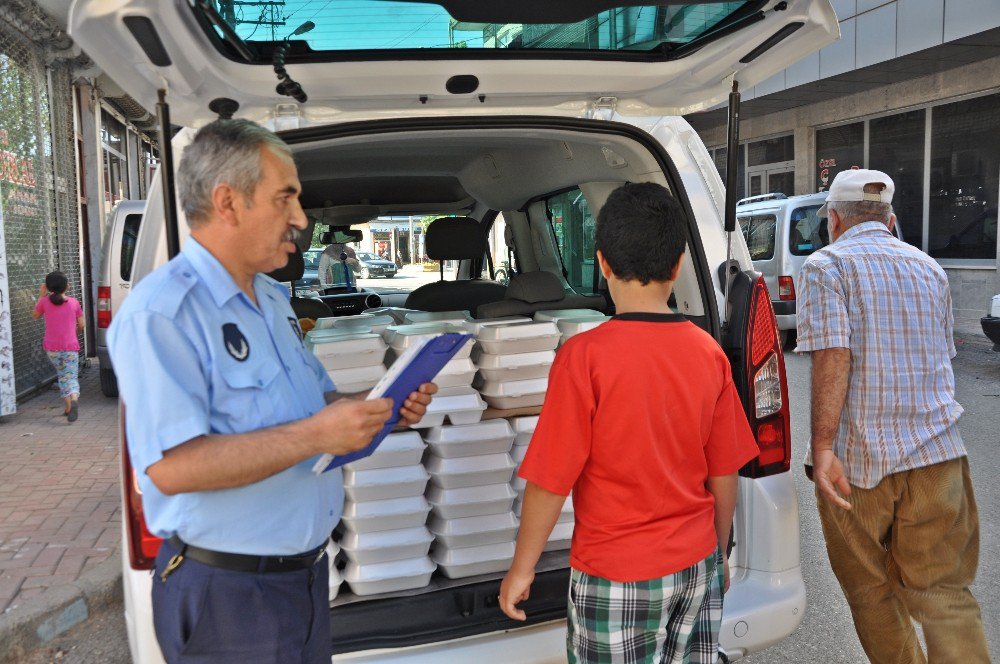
[590, 96, 618, 120]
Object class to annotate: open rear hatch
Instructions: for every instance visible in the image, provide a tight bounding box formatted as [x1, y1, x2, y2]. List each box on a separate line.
[69, 0, 838, 128]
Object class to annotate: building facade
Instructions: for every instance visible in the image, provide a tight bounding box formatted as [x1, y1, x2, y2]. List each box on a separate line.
[687, 1, 1000, 327]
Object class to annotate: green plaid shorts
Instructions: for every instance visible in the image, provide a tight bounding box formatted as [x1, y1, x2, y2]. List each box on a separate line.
[566, 549, 723, 664]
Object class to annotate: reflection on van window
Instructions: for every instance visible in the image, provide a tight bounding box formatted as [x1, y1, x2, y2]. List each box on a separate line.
[788, 205, 828, 256]
[120, 214, 142, 281]
[738, 214, 777, 261]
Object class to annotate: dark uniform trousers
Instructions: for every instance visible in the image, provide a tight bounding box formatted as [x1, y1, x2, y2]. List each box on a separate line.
[152, 537, 330, 664]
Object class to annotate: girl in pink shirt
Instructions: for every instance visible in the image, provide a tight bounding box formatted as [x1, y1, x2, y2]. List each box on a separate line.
[32, 272, 84, 422]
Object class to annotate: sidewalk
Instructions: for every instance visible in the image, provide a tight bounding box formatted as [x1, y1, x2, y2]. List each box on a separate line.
[0, 359, 121, 657]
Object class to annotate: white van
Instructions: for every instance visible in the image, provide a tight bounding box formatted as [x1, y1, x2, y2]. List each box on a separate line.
[737, 191, 904, 347]
[68, 1, 839, 661]
[96, 199, 146, 397]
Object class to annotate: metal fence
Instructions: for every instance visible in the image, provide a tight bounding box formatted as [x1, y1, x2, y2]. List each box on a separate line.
[0, 10, 82, 399]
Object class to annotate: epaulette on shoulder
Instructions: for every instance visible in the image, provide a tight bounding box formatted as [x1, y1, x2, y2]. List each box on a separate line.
[141, 258, 200, 319]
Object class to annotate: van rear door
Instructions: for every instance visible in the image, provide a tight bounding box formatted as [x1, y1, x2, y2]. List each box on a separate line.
[69, 0, 838, 128]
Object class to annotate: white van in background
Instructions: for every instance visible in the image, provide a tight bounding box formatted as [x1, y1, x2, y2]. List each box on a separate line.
[68, 0, 840, 661]
[96, 199, 145, 397]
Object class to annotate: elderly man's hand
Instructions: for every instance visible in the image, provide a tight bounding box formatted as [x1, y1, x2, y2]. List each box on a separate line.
[399, 383, 437, 425]
[814, 447, 852, 510]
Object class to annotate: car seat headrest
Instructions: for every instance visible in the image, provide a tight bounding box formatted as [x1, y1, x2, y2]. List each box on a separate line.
[266, 247, 305, 283]
[426, 217, 487, 261]
[505, 271, 564, 304]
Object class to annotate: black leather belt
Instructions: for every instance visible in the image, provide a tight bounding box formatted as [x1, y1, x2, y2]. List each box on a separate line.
[167, 536, 326, 574]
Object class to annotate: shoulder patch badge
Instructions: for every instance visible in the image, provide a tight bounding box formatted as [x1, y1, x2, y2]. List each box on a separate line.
[222, 323, 250, 362]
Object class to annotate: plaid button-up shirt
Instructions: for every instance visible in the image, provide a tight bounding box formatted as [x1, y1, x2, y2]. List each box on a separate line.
[795, 221, 966, 489]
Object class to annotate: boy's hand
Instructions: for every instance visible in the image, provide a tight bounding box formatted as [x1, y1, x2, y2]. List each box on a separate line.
[499, 567, 534, 621]
[399, 382, 437, 426]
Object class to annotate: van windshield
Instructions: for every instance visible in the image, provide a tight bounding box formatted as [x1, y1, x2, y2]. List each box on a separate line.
[788, 205, 828, 256]
[198, 1, 753, 57]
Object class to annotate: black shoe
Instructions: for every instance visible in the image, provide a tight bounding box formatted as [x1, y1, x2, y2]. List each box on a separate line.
[68, 401, 78, 423]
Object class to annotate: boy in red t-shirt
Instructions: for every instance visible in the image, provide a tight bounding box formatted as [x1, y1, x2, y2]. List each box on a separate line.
[499, 183, 759, 663]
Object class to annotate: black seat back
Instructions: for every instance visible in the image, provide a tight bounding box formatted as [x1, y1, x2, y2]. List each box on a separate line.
[267, 248, 333, 320]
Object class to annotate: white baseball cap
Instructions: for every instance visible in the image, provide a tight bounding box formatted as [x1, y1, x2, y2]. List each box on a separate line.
[817, 169, 894, 218]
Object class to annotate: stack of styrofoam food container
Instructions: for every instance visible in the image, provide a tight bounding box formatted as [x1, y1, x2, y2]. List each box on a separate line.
[423, 419, 520, 578]
[314, 312, 395, 337]
[305, 329, 388, 393]
[473, 320, 560, 410]
[508, 416, 574, 551]
[383, 322, 487, 427]
[362, 307, 419, 325]
[339, 431, 436, 596]
[553, 314, 609, 346]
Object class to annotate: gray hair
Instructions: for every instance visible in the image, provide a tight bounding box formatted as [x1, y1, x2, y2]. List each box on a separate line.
[827, 199, 892, 226]
[177, 119, 293, 228]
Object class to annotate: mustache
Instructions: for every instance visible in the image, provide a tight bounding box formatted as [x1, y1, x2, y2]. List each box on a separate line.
[282, 227, 303, 244]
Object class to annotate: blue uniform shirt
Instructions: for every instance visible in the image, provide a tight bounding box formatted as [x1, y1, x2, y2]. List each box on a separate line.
[108, 238, 340, 555]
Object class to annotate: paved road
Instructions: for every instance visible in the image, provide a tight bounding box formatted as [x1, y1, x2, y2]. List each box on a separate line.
[24, 334, 1000, 663]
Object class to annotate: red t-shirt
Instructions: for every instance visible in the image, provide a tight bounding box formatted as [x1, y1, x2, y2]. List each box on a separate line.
[518, 313, 759, 582]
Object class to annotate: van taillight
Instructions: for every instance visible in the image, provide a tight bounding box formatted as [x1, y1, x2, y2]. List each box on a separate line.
[97, 287, 112, 328]
[120, 407, 162, 570]
[742, 277, 791, 477]
[778, 276, 795, 301]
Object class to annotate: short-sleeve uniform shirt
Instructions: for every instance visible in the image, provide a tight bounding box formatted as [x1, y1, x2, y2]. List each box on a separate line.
[518, 313, 759, 582]
[108, 238, 338, 555]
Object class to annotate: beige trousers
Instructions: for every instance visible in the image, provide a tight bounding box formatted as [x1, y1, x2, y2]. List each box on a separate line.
[816, 457, 990, 663]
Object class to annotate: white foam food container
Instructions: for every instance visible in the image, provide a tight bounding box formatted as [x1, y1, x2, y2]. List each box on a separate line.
[425, 483, 517, 519]
[340, 496, 431, 533]
[327, 364, 386, 394]
[473, 349, 555, 383]
[385, 323, 474, 359]
[510, 416, 539, 446]
[363, 307, 418, 325]
[343, 557, 436, 596]
[511, 444, 528, 464]
[425, 453, 517, 489]
[543, 521, 574, 552]
[422, 420, 515, 458]
[419, 388, 487, 427]
[533, 309, 604, 323]
[477, 377, 548, 410]
[556, 315, 609, 338]
[343, 432, 426, 472]
[317, 313, 395, 336]
[428, 512, 519, 549]
[466, 316, 530, 336]
[403, 310, 471, 325]
[326, 541, 342, 601]
[307, 332, 387, 370]
[431, 541, 515, 579]
[342, 465, 430, 502]
[475, 321, 560, 355]
[339, 526, 435, 565]
[433, 358, 477, 388]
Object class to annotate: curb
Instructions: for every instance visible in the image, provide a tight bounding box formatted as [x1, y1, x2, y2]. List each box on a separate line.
[0, 550, 123, 664]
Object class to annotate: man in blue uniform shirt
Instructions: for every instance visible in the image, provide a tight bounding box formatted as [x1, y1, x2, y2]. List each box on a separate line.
[108, 119, 436, 663]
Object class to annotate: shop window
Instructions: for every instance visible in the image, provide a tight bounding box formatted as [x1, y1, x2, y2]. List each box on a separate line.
[546, 188, 596, 293]
[928, 94, 1000, 260]
[737, 213, 776, 261]
[816, 122, 863, 192]
[748, 135, 794, 167]
[869, 110, 924, 249]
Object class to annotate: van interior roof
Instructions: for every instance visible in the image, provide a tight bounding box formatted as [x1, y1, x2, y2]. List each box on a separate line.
[290, 128, 663, 214]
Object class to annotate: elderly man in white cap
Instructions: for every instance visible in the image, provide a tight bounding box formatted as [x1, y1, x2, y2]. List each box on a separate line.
[795, 169, 989, 663]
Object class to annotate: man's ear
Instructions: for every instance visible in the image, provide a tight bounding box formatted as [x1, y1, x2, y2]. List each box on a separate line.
[596, 250, 613, 280]
[887, 212, 897, 234]
[211, 183, 242, 227]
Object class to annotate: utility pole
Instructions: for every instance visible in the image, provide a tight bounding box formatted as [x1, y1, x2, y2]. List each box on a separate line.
[215, 0, 287, 39]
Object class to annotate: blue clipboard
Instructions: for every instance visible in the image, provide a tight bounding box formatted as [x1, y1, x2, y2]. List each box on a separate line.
[313, 332, 473, 473]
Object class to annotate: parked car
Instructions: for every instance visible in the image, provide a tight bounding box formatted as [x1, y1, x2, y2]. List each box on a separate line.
[736, 191, 904, 347]
[355, 251, 397, 278]
[95, 199, 146, 397]
[982, 294, 1000, 350]
[69, 0, 839, 661]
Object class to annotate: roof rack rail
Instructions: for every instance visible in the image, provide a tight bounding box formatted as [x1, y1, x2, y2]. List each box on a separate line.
[736, 192, 788, 206]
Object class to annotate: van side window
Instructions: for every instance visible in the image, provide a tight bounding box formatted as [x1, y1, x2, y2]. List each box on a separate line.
[120, 214, 142, 281]
[738, 214, 777, 261]
[545, 188, 596, 293]
[788, 205, 827, 256]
